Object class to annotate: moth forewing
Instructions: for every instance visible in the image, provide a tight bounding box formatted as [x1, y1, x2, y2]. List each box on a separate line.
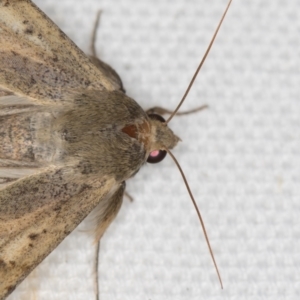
[0, 0, 121, 103]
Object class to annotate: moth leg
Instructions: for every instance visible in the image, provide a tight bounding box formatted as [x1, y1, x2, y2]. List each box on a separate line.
[124, 191, 134, 202]
[90, 10, 102, 58]
[94, 182, 125, 241]
[95, 240, 101, 300]
[94, 182, 125, 300]
[146, 104, 208, 116]
[89, 11, 125, 93]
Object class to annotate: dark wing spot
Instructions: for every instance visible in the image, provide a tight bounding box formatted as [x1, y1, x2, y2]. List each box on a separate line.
[24, 27, 33, 35]
[21, 264, 31, 273]
[53, 205, 62, 212]
[30, 76, 37, 85]
[6, 285, 15, 295]
[28, 233, 39, 240]
[9, 261, 16, 267]
[78, 161, 93, 175]
[0, 259, 7, 268]
[59, 31, 67, 40]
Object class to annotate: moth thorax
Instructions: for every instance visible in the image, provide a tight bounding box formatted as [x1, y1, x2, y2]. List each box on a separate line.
[121, 119, 151, 148]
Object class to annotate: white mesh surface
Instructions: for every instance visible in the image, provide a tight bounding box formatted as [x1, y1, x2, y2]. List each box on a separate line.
[7, 0, 300, 299]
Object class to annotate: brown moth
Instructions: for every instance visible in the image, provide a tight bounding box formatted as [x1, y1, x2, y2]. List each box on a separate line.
[0, 0, 232, 299]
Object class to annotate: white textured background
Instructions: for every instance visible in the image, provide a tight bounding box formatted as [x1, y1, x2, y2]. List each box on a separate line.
[7, 0, 300, 300]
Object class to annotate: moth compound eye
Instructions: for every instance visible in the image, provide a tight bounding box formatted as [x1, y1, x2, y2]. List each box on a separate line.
[147, 113, 167, 163]
[147, 149, 167, 164]
[148, 113, 165, 123]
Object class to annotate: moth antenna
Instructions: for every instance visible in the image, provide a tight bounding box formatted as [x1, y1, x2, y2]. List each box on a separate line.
[147, 104, 208, 117]
[166, 0, 233, 124]
[166, 149, 223, 289]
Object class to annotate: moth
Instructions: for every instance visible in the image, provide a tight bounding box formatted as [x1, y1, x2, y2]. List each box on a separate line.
[0, 0, 232, 299]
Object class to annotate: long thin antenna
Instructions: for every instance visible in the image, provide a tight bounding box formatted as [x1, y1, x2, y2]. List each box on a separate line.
[166, 0, 233, 124]
[166, 149, 223, 288]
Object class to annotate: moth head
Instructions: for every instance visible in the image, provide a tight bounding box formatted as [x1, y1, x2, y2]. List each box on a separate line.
[147, 113, 180, 164]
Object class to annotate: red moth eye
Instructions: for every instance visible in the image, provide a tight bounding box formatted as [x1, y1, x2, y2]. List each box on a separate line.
[147, 149, 167, 164]
[147, 113, 167, 164]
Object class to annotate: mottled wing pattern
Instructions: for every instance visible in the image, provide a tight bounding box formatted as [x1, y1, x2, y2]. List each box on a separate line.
[0, 0, 121, 104]
[0, 92, 122, 299]
[0, 164, 118, 299]
[0, 0, 126, 298]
